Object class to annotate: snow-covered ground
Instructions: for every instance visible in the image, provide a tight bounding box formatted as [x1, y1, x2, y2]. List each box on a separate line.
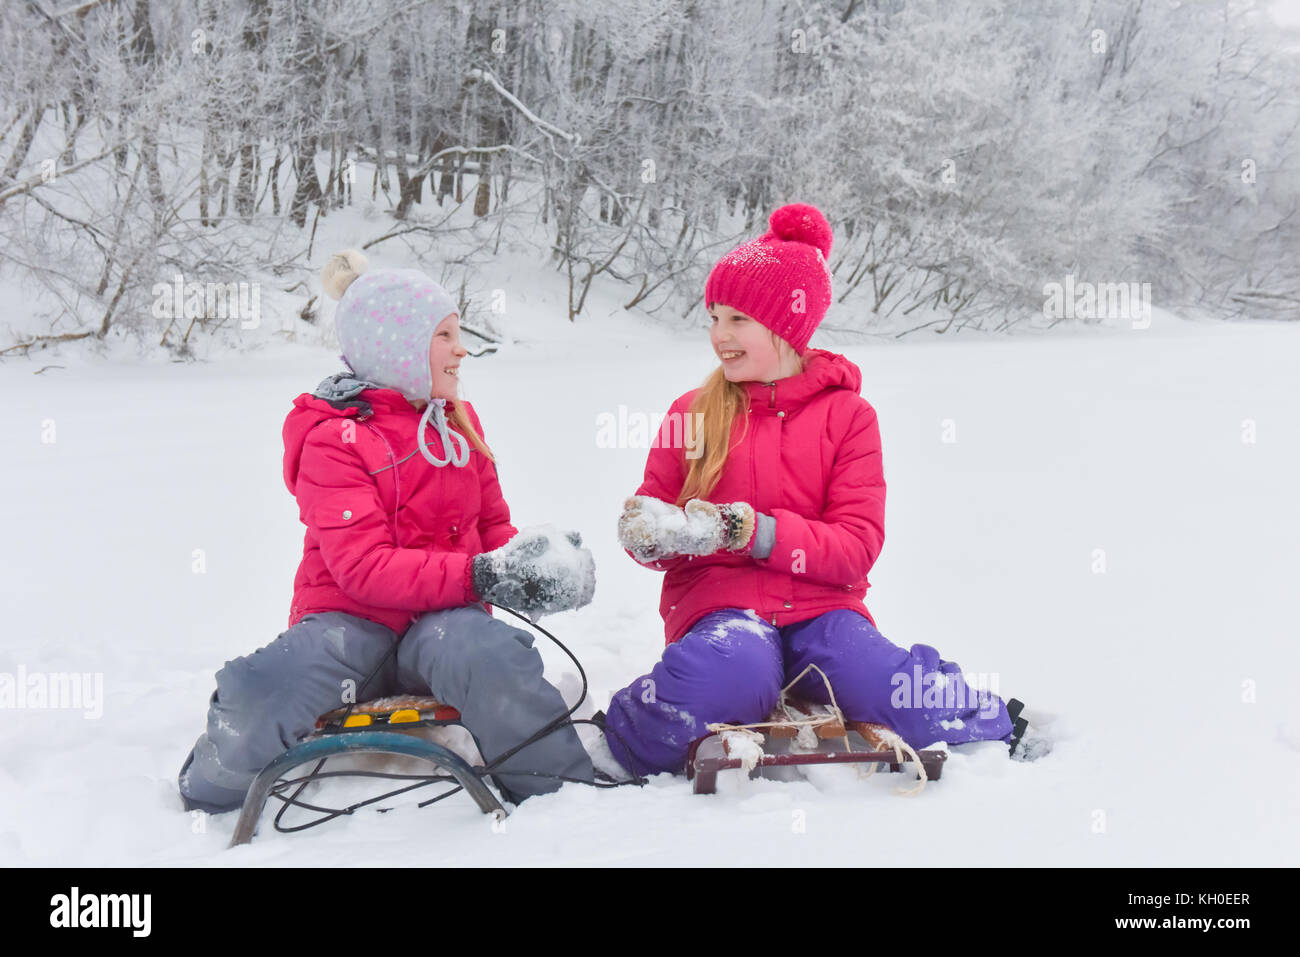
[3, 297, 1298, 867]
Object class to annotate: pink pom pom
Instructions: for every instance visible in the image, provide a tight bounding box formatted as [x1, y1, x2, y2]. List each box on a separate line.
[767, 204, 832, 258]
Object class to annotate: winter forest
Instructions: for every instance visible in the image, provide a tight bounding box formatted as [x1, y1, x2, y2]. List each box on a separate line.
[1, 0, 1297, 353]
[2, 0, 1300, 881]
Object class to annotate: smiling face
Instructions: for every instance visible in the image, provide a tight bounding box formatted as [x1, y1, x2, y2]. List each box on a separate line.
[427, 313, 467, 400]
[709, 303, 803, 382]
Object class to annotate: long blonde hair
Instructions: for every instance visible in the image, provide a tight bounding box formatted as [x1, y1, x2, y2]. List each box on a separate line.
[677, 327, 802, 504]
[677, 368, 748, 505]
[449, 401, 495, 462]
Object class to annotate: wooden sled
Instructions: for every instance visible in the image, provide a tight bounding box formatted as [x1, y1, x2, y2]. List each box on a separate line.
[229, 696, 506, 847]
[685, 698, 948, 796]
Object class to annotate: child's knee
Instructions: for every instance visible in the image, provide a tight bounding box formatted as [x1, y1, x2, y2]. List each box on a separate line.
[683, 632, 780, 690]
[406, 605, 531, 653]
[725, 643, 783, 710]
[401, 607, 542, 692]
[659, 631, 782, 723]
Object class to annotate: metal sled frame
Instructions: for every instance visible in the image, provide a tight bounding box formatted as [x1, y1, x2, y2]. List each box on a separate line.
[229, 697, 506, 847]
[685, 702, 949, 795]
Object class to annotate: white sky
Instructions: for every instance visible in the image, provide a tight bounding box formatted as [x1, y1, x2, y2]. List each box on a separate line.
[1267, 0, 1300, 27]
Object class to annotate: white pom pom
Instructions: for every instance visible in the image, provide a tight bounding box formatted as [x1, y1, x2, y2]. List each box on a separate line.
[321, 249, 369, 301]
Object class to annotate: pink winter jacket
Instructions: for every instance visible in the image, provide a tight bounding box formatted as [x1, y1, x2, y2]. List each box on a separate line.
[282, 386, 516, 635]
[630, 349, 886, 645]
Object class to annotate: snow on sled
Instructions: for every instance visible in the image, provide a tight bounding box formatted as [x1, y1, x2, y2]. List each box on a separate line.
[229, 695, 505, 847]
[685, 697, 948, 796]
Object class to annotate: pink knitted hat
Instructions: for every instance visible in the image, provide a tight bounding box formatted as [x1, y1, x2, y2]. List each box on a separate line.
[704, 203, 834, 354]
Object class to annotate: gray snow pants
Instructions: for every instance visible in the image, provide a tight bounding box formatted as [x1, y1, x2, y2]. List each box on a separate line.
[178, 604, 593, 813]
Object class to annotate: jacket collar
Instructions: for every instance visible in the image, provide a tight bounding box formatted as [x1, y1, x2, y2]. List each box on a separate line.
[310, 372, 423, 418]
[740, 349, 863, 414]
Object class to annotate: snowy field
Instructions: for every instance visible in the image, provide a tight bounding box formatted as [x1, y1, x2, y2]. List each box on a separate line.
[3, 302, 1298, 867]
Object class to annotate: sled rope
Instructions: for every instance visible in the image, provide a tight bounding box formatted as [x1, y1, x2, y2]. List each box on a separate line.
[706, 661, 929, 796]
[856, 726, 928, 797]
[705, 662, 848, 739]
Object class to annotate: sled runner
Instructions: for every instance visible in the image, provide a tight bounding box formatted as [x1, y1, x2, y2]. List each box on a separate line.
[686, 697, 948, 796]
[229, 696, 506, 847]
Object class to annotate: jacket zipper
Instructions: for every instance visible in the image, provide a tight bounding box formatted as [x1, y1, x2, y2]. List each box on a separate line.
[766, 380, 789, 624]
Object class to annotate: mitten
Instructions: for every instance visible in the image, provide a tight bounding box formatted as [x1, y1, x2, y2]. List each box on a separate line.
[677, 499, 757, 554]
[617, 495, 682, 562]
[471, 527, 596, 617]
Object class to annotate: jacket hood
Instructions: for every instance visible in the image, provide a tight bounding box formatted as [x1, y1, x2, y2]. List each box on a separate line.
[741, 348, 863, 411]
[282, 374, 419, 495]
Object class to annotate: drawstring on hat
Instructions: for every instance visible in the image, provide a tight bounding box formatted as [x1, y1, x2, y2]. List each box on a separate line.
[418, 398, 470, 467]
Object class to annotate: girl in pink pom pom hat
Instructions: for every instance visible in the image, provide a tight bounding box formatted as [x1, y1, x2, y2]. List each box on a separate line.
[591, 204, 1045, 780]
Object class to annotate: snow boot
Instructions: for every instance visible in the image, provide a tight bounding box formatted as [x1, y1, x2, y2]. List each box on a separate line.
[1006, 698, 1052, 761]
[1006, 698, 1028, 753]
[584, 710, 638, 784]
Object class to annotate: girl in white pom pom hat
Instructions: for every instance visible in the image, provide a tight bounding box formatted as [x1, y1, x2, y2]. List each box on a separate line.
[178, 252, 599, 813]
[591, 204, 1044, 781]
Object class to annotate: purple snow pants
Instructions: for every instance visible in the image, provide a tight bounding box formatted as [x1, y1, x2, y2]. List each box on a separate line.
[604, 608, 1014, 777]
